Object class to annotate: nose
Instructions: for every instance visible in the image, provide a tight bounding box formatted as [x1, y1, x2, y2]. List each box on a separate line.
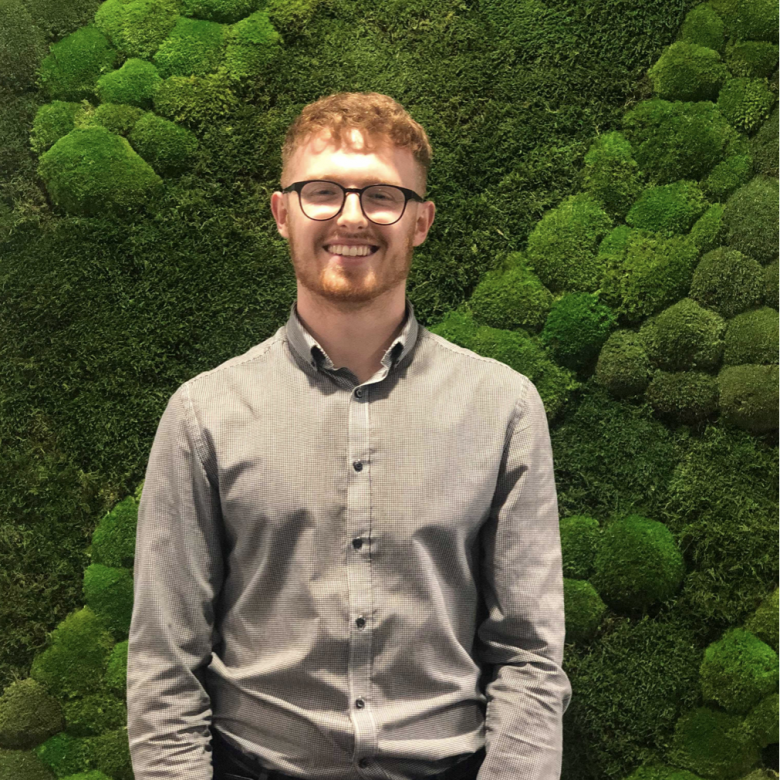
[338, 191, 368, 226]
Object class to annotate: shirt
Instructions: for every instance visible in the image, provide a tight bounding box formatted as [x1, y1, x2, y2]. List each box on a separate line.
[127, 295, 572, 780]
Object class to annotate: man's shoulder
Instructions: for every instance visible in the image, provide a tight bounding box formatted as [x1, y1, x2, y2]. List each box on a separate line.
[419, 328, 534, 399]
[178, 326, 286, 396]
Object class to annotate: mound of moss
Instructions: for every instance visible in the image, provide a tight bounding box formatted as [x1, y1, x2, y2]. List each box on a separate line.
[94, 0, 181, 59]
[95, 58, 163, 109]
[128, 111, 199, 175]
[590, 514, 685, 613]
[37, 25, 118, 101]
[648, 41, 728, 102]
[37, 125, 163, 216]
[152, 16, 227, 78]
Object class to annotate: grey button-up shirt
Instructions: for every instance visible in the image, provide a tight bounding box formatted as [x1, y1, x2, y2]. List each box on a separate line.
[127, 296, 572, 780]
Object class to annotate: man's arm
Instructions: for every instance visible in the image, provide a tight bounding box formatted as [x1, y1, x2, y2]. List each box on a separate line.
[127, 383, 224, 779]
[476, 376, 572, 780]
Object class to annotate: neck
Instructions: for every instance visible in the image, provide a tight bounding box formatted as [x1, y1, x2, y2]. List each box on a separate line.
[295, 288, 407, 381]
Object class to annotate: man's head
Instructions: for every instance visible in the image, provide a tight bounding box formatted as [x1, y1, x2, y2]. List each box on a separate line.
[270, 92, 436, 310]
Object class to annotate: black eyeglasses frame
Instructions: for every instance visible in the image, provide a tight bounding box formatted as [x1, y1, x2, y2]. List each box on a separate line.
[281, 180, 425, 225]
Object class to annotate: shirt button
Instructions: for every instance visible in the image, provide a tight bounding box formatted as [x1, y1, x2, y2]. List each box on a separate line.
[356, 616, 366, 629]
[355, 698, 365, 709]
[359, 758, 370, 768]
[352, 538, 363, 549]
[353, 461, 362, 471]
[355, 388, 363, 398]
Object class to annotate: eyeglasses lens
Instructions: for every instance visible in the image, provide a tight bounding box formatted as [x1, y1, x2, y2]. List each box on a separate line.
[300, 182, 404, 224]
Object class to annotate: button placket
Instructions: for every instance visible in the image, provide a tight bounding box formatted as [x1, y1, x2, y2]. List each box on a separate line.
[345, 375, 378, 763]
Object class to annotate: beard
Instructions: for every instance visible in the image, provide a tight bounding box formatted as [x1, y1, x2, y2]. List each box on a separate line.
[287, 226, 415, 310]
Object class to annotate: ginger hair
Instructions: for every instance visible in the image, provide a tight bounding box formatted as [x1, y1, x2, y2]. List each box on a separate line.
[280, 91, 433, 196]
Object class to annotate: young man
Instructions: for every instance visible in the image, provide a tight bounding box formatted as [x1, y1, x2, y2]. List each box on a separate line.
[127, 91, 571, 780]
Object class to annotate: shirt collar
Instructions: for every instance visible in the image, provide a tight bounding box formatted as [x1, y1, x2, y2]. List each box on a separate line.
[285, 295, 420, 375]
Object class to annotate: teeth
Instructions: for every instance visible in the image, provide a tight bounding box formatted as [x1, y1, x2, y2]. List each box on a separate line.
[326, 244, 374, 257]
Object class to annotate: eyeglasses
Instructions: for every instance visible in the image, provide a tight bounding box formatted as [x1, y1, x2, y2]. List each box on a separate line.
[281, 180, 424, 225]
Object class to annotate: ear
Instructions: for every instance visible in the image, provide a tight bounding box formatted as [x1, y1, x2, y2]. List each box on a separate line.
[412, 200, 436, 247]
[270, 191, 290, 240]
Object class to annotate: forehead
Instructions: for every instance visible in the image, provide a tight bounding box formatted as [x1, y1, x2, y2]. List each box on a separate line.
[289, 128, 418, 187]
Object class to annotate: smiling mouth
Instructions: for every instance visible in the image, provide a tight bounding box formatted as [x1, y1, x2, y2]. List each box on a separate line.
[324, 245, 380, 258]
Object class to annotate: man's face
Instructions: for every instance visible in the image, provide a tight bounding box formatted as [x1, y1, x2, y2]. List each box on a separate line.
[270, 128, 436, 308]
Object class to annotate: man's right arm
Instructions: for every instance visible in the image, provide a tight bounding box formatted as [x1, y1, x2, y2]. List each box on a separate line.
[127, 383, 224, 779]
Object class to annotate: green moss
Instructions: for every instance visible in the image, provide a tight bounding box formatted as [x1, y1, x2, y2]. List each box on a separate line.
[85, 102, 146, 135]
[709, 0, 779, 43]
[96, 57, 164, 109]
[467, 253, 555, 334]
[594, 329, 653, 398]
[645, 370, 721, 425]
[265, 0, 326, 37]
[89, 495, 138, 569]
[689, 246, 765, 319]
[538, 292, 618, 372]
[23, 0, 103, 43]
[103, 640, 128, 698]
[702, 150, 754, 201]
[725, 40, 779, 78]
[625, 766, 706, 780]
[718, 363, 779, 435]
[763, 260, 779, 310]
[622, 98, 736, 185]
[740, 692, 779, 749]
[152, 70, 240, 128]
[82, 562, 134, 638]
[37, 125, 163, 217]
[599, 230, 701, 324]
[688, 203, 727, 255]
[37, 25, 118, 101]
[639, 298, 726, 372]
[598, 224, 633, 260]
[700, 627, 779, 714]
[582, 130, 645, 220]
[590, 514, 685, 613]
[0, 678, 63, 751]
[648, 41, 729, 102]
[563, 579, 607, 645]
[723, 306, 779, 366]
[745, 588, 778, 652]
[0, 0, 49, 93]
[182, 0, 262, 23]
[750, 105, 778, 176]
[564, 613, 701, 779]
[625, 180, 709, 235]
[29, 607, 115, 701]
[723, 175, 779, 264]
[525, 192, 613, 294]
[223, 9, 282, 82]
[153, 16, 227, 78]
[717, 76, 777, 135]
[669, 706, 761, 779]
[666, 423, 778, 625]
[560, 515, 602, 580]
[61, 691, 127, 737]
[679, 3, 726, 53]
[128, 111, 199, 175]
[30, 100, 86, 155]
[94, 0, 182, 59]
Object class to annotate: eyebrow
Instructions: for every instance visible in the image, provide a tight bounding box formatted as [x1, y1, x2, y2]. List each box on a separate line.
[308, 177, 401, 187]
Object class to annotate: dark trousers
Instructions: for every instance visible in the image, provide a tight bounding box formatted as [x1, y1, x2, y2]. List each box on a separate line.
[210, 725, 486, 780]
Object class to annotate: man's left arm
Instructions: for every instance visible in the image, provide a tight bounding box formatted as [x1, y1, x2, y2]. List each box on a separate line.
[475, 375, 573, 780]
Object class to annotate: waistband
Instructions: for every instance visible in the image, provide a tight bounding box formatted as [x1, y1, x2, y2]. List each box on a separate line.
[210, 725, 486, 780]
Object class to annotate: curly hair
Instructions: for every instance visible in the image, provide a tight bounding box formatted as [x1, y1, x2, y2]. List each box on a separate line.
[280, 91, 433, 196]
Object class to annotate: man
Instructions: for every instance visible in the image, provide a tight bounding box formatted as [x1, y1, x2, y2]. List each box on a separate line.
[127, 91, 572, 780]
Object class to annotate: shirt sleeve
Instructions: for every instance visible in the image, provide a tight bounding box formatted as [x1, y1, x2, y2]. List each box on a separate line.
[127, 383, 224, 780]
[475, 376, 573, 780]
